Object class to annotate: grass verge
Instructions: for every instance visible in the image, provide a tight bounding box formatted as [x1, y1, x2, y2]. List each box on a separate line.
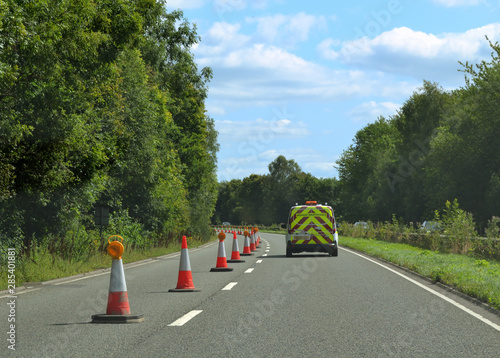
[340, 236, 500, 310]
[1, 235, 218, 291]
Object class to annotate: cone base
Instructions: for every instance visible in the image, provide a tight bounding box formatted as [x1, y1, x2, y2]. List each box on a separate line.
[168, 288, 201, 292]
[210, 267, 234, 272]
[227, 259, 245, 263]
[91, 314, 144, 324]
[240, 253, 254, 256]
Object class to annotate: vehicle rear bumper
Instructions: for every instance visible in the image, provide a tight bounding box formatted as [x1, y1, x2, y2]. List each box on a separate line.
[287, 242, 337, 255]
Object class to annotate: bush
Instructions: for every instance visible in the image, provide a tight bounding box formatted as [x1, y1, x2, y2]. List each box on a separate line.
[441, 199, 477, 255]
[338, 200, 500, 260]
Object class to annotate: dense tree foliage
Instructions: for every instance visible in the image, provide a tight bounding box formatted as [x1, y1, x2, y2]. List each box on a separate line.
[0, 0, 218, 256]
[213, 155, 339, 226]
[336, 39, 500, 230]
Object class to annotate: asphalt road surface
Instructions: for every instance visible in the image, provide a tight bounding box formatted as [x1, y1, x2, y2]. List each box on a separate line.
[2, 232, 499, 357]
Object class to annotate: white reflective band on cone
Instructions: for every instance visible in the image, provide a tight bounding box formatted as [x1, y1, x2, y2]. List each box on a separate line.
[218, 241, 226, 257]
[179, 248, 192, 271]
[109, 259, 128, 292]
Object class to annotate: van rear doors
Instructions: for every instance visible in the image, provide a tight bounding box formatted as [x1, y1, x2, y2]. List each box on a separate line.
[286, 202, 338, 257]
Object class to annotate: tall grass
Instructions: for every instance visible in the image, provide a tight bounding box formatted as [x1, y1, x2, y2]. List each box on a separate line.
[0, 232, 217, 291]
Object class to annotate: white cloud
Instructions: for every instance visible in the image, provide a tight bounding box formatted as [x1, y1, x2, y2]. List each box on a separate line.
[215, 117, 310, 141]
[318, 38, 341, 60]
[258, 148, 338, 176]
[217, 156, 269, 181]
[217, 144, 340, 181]
[214, 0, 246, 11]
[214, 0, 277, 11]
[318, 24, 500, 83]
[207, 105, 226, 115]
[246, 12, 327, 47]
[213, 0, 279, 20]
[349, 101, 401, 123]
[197, 22, 250, 56]
[197, 39, 379, 106]
[303, 161, 337, 175]
[431, 0, 486, 7]
[166, 0, 205, 10]
[196, 17, 413, 109]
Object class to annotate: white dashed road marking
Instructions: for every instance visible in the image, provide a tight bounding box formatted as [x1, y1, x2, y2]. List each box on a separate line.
[168, 310, 203, 326]
[222, 282, 238, 291]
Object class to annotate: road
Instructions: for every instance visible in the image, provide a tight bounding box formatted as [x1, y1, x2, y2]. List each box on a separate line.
[2, 232, 499, 357]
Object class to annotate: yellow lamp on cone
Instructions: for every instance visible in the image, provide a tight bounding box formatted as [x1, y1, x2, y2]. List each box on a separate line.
[107, 235, 124, 259]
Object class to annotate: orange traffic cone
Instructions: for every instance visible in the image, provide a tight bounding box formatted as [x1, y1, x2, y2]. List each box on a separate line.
[92, 235, 144, 323]
[227, 232, 245, 263]
[169, 236, 200, 292]
[211, 233, 234, 272]
[250, 230, 257, 251]
[254, 227, 260, 249]
[240, 230, 253, 256]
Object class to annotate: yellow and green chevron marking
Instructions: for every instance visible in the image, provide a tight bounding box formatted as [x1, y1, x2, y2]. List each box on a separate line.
[288, 205, 335, 244]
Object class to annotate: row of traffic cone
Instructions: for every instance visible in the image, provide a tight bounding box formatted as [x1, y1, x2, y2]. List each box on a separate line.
[92, 230, 261, 323]
[213, 225, 260, 236]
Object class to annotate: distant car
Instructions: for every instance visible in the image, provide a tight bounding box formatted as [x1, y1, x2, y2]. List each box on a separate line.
[354, 221, 369, 229]
[222, 222, 231, 226]
[420, 221, 441, 232]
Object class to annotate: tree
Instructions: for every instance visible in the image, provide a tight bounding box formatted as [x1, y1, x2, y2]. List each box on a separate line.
[0, 0, 128, 249]
[425, 38, 500, 225]
[336, 117, 397, 222]
[390, 81, 450, 221]
[267, 156, 302, 224]
[141, 8, 218, 236]
[0, 0, 219, 257]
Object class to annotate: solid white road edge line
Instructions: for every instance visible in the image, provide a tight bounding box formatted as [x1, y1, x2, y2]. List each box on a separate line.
[222, 282, 238, 290]
[0, 288, 42, 298]
[168, 310, 203, 327]
[341, 247, 500, 332]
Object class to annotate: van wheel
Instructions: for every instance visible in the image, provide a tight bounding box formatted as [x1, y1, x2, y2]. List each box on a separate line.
[330, 248, 338, 257]
[286, 246, 292, 257]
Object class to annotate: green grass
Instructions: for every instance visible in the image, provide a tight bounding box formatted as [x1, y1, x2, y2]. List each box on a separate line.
[0, 235, 218, 291]
[340, 236, 500, 310]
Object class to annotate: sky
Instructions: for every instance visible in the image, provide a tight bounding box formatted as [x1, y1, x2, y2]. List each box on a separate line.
[165, 0, 500, 182]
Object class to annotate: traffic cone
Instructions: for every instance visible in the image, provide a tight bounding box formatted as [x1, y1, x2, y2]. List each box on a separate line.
[211, 233, 233, 272]
[227, 232, 245, 263]
[169, 236, 200, 292]
[250, 230, 257, 251]
[240, 231, 253, 256]
[92, 235, 144, 323]
[254, 227, 260, 247]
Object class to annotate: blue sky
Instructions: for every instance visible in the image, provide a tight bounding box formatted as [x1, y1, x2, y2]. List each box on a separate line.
[166, 0, 500, 181]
